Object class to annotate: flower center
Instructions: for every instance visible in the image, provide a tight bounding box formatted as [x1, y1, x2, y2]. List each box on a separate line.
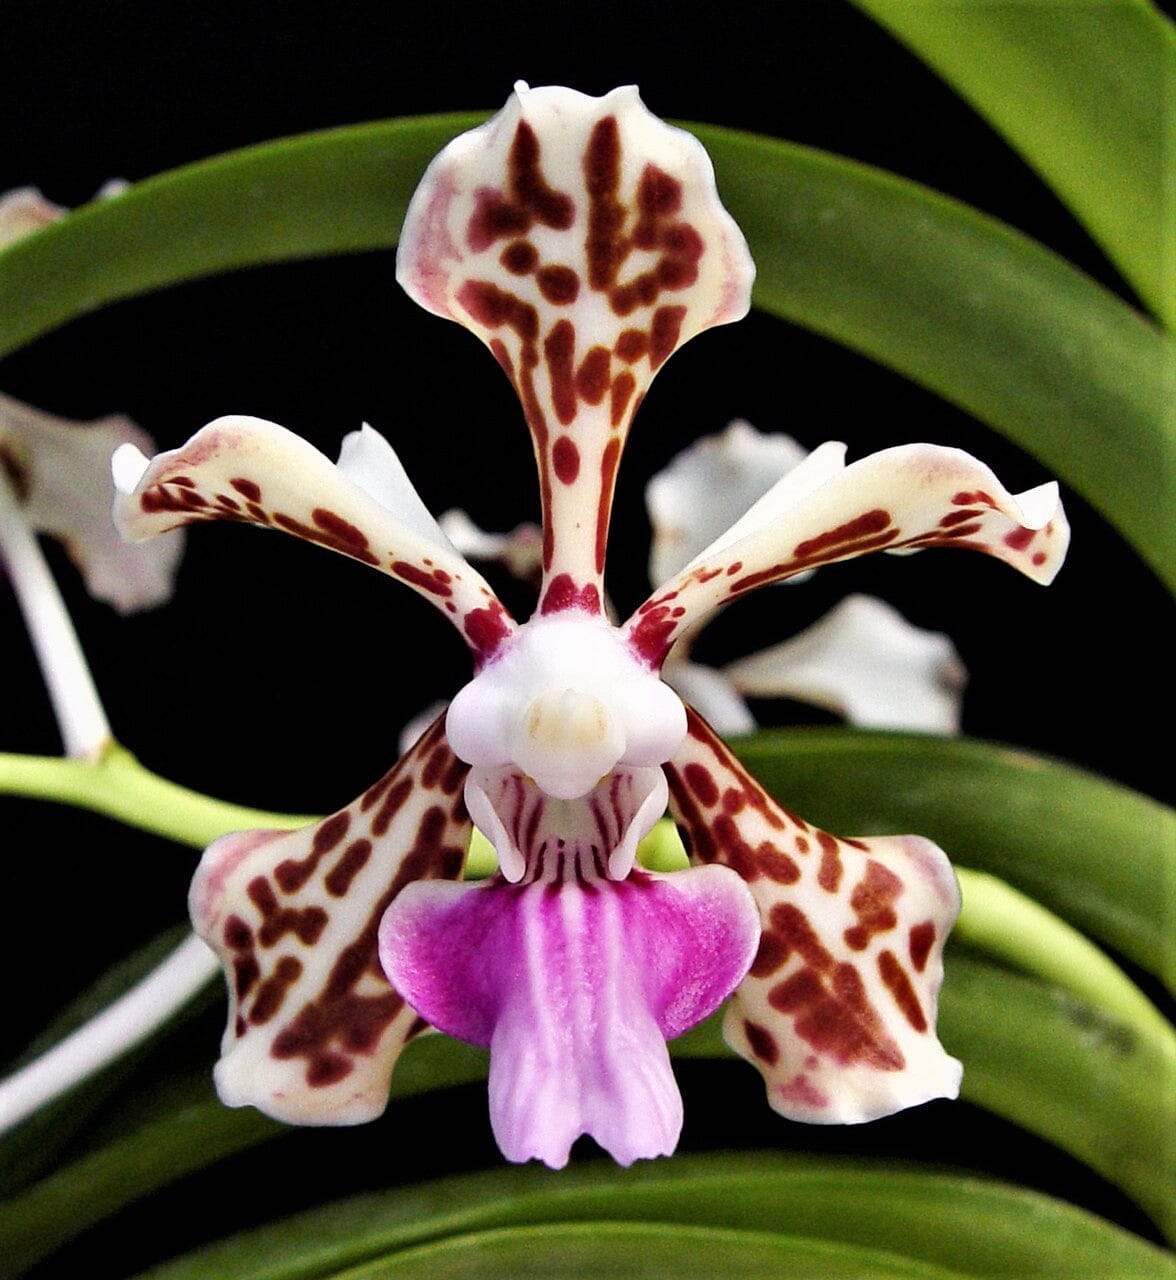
[446, 613, 688, 806]
[463, 763, 671, 883]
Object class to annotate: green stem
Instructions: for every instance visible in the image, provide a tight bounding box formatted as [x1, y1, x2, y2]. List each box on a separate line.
[0, 744, 313, 848]
[954, 867, 1175, 1053]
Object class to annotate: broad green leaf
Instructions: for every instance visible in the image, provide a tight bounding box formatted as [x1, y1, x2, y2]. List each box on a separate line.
[734, 729, 1176, 990]
[940, 952, 1175, 1238]
[951, 867, 1172, 1047]
[0, 1036, 484, 1280]
[0, 116, 1171, 585]
[936, 951, 1176, 1238]
[675, 951, 1175, 1239]
[691, 125, 1176, 590]
[2, 954, 1169, 1275]
[131, 1155, 1176, 1280]
[0, 114, 482, 358]
[850, 0, 1176, 328]
[328, 1223, 971, 1280]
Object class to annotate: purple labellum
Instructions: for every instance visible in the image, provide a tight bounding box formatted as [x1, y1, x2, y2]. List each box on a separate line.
[380, 849, 759, 1167]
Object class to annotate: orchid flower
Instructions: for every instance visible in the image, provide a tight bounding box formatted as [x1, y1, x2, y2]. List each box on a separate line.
[0, 187, 68, 247]
[439, 418, 968, 736]
[0, 391, 183, 614]
[0, 185, 182, 615]
[112, 84, 1068, 1168]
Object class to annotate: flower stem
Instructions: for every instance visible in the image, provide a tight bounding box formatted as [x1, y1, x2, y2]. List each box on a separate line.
[0, 744, 314, 848]
[0, 933, 218, 1136]
[0, 467, 111, 759]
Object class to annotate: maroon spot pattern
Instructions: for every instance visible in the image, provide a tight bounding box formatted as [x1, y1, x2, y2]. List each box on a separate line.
[442, 112, 713, 600]
[539, 572, 602, 615]
[628, 464, 1060, 667]
[908, 921, 936, 973]
[844, 861, 902, 951]
[665, 710, 935, 1079]
[205, 715, 471, 1097]
[463, 598, 513, 662]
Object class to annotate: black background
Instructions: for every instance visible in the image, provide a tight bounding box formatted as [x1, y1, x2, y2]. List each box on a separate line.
[1, 1, 1170, 1272]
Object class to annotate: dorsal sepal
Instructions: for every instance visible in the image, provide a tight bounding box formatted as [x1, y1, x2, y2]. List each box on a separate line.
[397, 84, 754, 599]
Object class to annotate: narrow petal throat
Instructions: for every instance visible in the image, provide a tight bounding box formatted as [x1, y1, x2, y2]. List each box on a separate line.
[114, 82, 1069, 1167]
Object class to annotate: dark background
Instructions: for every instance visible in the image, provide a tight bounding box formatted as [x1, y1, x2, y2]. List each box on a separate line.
[1, 1, 1169, 1272]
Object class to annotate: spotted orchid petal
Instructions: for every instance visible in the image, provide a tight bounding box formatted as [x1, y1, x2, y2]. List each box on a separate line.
[397, 82, 754, 611]
[626, 443, 1068, 668]
[379, 807, 760, 1167]
[0, 184, 178, 613]
[0, 391, 183, 612]
[723, 594, 966, 734]
[190, 714, 469, 1124]
[666, 709, 962, 1122]
[647, 419, 810, 588]
[112, 415, 517, 662]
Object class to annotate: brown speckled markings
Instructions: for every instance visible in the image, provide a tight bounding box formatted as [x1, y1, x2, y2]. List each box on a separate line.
[624, 447, 1068, 670]
[396, 87, 754, 609]
[449, 115, 714, 602]
[190, 712, 471, 1125]
[664, 707, 962, 1123]
[114, 417, 520, 664]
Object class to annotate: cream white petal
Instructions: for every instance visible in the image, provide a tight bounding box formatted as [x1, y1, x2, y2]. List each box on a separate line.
[647, 420, 810, 586]
[662, 659, 756, 736]
[1, 392, 182, 612]
[724, 595, 966, 734]
[0, 186, 65, 248]
[113, 414, 516, 658]
[336, 423, 453, 550]
[438, 509, 545, 584]
[627, 443, 1068, 669]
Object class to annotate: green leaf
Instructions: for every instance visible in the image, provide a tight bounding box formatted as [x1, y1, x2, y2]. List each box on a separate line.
[733, 729, 1176, 990]
[0, 115, 1170, 586]
[3, 952, 1169, 1275]
[327, 1223, 972, 1280]
[952, 867, 1172, 1048]
[0, 1036, 484, 1280]
[674, 952, 1175, 1239]
[939, 950, 1176, 1240]
[0, 114, 482, 359]
[691, 124, 1176, 590]
[130, 1155, 1176, 1280]
[849, 0, 1176, 328]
